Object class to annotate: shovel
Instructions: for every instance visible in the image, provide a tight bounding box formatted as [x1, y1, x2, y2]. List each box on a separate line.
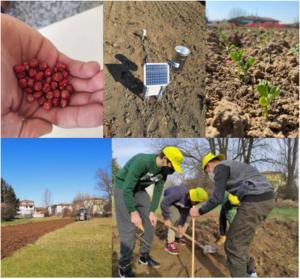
[159, 218, 218, 255]
[136, 223, 152, 249]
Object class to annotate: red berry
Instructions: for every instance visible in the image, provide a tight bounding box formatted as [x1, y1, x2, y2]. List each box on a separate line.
[16, 72, 26, 79]
[29, 68, 37, 77]
[14, 64, 26, 74]
[46, 91, 54, 100]
[18, 78, 27, 88]
[39, 62, 48, 71]
[65, 84, 73, 93]
[29, 59, 39, 68]
[44, 68, 52, 77]
[60, 99, 68, 108]
[51, 81, 58, 90]
[46, 77, 51, 84]
[43, 101, 52, 111]
[62, 70, 69, 78]
[53, 89, 61, 98]
[43, 83, 51, 93]
[27, 78, 35, 88]
[34, 81, 43, 91]
[35, 72, 44, 81]
[38, 96, 46, 106]
[33, 91, 43, 99]
[59, 79, 68, 89]
[52, 72, 63, 82]
[26, 93, 35, 103]
[61, 90, 70, 99]
[52, 98, 59, 107]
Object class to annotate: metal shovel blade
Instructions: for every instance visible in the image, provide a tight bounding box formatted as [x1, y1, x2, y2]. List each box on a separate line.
[202, 244, 218, 254]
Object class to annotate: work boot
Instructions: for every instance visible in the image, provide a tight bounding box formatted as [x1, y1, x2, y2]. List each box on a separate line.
[118, 264, 135, 278]
[164, 241, 179, 256]
[175, 236, 187, 246]
[216, 235, 226, 245]
[138, 253, 160, 268]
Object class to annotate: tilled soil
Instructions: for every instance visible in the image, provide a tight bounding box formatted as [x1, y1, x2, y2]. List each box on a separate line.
[1, 219, 74, 259]
[206, 26, 299, 137]
[112, 211, 298, 277]
[104, 1, 206, 137]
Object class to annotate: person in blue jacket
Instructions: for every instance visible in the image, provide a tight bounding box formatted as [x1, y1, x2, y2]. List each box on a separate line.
[161, 185, 208, 255]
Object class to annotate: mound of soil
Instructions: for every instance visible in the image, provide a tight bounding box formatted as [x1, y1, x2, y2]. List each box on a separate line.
[1, 219, 74, 259]
[112, 212, 298, 277]
[104, 1, 206, 137]
[206, 26, 299, 137]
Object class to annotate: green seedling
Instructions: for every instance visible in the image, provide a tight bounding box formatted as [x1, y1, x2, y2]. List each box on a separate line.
[229, 47, 255, 83]
[257, 80, 280, 120]
[291, 43, 299, 57]
[219, 31, 235, 54]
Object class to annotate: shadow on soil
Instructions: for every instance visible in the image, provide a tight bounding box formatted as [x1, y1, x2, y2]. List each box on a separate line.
[106, 54, 144, 98]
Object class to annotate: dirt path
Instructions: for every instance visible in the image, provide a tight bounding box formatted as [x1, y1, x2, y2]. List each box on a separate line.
[112, 211, 298, 277]
[206, 26, 299, 137]
[1, 218, 74, 259]
[104, 1, 206, 137]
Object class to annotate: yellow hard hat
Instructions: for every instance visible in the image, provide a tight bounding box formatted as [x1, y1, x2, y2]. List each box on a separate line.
[189, 187, 208, 203]
[228, 193, 240, 205]
[202, 152, 225, 170]
[162, 146, 184, 173]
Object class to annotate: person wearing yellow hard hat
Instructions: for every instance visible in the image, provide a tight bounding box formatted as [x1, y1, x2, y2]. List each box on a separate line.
[190, 152, 275, 278]
[160, 185, 208, 256]
[114, 146, 184, 277]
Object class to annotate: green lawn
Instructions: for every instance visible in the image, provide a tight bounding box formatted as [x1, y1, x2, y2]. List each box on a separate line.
[1, 216, 61, 227]
[1, 218, 112, 277]
[269, 207, 298, 221]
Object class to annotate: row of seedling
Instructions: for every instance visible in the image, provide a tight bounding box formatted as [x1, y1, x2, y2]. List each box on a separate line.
[219, 31, 281, 120]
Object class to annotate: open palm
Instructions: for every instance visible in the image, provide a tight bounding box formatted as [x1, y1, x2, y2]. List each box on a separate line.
[1, 14, 103, 137]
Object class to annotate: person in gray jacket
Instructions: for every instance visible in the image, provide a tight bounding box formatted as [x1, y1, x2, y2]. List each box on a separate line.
[190, 153, 274, 278]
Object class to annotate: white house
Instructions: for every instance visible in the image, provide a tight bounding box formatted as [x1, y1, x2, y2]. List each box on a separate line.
[18, 200, 35, 217]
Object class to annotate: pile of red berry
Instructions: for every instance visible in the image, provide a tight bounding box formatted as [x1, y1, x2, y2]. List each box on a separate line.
[14, 59, 74, 111]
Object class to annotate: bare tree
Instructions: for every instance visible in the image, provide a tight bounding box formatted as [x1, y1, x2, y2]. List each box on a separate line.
[207, 138, 229, 158]
[96, 167, 112, 199]
[276, 138, 298, 200]
[228, 7, 248, 19]
[42, 188, 51, 209]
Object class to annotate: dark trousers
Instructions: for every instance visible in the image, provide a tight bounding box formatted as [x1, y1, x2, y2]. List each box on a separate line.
[114, 187, 154, 268]
[224, 198, 274, 277]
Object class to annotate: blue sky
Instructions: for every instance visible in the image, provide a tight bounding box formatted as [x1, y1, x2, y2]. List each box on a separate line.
[113, 138, 154, 167]
[206, 1, 299, 23]
[1, 139, 112, 207]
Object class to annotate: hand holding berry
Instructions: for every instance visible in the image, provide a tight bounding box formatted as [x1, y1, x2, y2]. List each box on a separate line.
[2, 14, 103, 137]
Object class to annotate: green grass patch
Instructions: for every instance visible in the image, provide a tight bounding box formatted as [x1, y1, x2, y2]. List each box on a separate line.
[1, 216, 61, 227]
[1, 218, 112, 277]
[269, 207, 298, 221]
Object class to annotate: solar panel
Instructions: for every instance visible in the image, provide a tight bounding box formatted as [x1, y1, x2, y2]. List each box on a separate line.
[144, 63, 169, 87]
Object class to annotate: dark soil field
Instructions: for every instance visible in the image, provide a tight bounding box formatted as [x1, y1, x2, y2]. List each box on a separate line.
[1, 218, 74, 259]
[112, 211, 298, 277]
[104, 1, 206, 137]
[206, 26, 299, 137]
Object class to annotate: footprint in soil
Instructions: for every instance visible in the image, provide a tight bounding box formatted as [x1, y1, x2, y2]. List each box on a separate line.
[106, 54, 144, 98]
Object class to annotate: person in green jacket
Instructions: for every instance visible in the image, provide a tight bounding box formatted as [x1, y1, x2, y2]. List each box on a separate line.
[216, 191, 238, 245]
[114, 146, 184, 278]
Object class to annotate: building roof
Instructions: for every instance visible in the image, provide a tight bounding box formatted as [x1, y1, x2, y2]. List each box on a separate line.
[228, 16, 279, 23]
[20, 200, 34, 204]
